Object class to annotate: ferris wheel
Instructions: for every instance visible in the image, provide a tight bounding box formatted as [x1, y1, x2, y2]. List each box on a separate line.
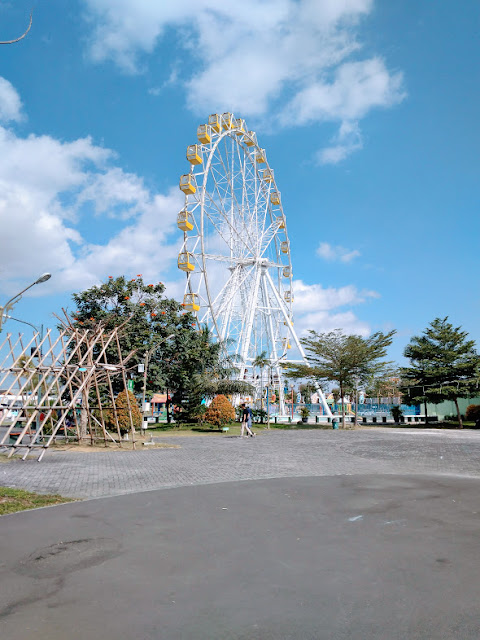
[177, 113, 331, 416]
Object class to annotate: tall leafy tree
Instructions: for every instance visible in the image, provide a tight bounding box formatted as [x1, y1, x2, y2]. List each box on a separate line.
[253, 351, 269, 409]
[67, 276, 235, 421]
[401, 317, 480, 427]
[68, 275, 192, 396]
[284, 329, 395, 427]
[174, 329, 253, 422]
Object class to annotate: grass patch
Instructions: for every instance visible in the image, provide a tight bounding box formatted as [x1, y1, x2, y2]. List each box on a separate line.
[271, 423, 332, 430]
[0, 486, 74, 516]
[146, 422, 269, 437]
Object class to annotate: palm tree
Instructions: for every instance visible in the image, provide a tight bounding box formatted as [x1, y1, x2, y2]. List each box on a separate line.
[253, 351, 269, 411]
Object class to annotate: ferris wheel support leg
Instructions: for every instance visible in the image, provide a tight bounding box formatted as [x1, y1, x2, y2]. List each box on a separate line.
[264, 271, 332, 418]
[239, 266, 262, 383]
[260, 273, 283, 418]
[277, 367, 286, 415]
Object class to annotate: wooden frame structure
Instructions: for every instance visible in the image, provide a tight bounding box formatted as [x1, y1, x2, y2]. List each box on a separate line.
[0, 316, 138, 461]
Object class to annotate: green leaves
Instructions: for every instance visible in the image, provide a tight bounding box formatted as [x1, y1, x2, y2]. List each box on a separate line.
[401, 317, 480, 423]
[283, 328, 395, 428]
[284, 328, 395, 389]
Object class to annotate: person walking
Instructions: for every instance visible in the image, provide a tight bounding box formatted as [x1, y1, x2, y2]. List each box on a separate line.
[241, 403, 255, 437]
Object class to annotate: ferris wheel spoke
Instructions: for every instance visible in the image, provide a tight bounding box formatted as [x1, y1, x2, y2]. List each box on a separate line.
[203, 189, 251, 256]
[204, 178, 256, 258]
[213, 264, 256, 322]
[214, 144, 259, 252]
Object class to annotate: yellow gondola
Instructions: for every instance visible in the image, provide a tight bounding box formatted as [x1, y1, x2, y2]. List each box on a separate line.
[256, 148, 266, 164]
[270, 191, 281, 205]
[178, 252, 195, 272]
[281, 240, 289, 254]
[234, 118, 246, 134]
[262, 168, 274, 182]
[243, 131, 257, 147]
[222, 112, 234, 129]
[179, 174, 196, 195]
[284, 291, 293, 303]
[187, 144, 202, 165]
[282, 266, 291, 278]
[197, 124, 211, 144]
[177, 209, 194, 232]
[183, 293, 200, 312]
[276, 216, 286, 229]
[208, 113, 221, 132]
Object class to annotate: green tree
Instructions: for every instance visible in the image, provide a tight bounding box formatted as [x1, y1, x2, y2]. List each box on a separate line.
[284, 329, 395, 428]
[69, 275, 185, 393]
[164, 327, 253, 423]
[401, 317, 480, 428]
[68, 276, 225, 422]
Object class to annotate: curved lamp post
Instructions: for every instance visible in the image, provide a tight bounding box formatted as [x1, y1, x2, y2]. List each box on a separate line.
[141, 334, 175, 429]
[0, 273, 51, 333]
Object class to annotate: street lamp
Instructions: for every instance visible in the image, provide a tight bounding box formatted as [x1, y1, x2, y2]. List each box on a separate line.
[141, 334, 175, 429]
[0, 272, 51, 333]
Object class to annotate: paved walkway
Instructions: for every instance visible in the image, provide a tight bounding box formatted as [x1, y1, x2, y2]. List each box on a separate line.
[2, 428, 480, 498]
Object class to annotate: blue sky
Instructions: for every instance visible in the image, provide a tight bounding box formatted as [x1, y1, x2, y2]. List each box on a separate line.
[0, 0, 479, 363]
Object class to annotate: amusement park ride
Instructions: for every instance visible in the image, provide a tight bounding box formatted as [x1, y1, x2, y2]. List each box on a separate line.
[177, 113, 331, 417]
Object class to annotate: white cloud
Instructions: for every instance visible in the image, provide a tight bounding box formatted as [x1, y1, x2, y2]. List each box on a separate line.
[0, 77, 23, 123]
[292, 278, 378, 336]
[317, 119, 363, 164]
[316, 242, 361, 262]
[82, 0, 405, 160]
[0, 85, 184, 297]
[282, 58, 404, 125]
[295, 309, 371, 336]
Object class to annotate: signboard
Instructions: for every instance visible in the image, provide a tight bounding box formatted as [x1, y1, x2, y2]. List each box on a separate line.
[127, 379, 134, 391]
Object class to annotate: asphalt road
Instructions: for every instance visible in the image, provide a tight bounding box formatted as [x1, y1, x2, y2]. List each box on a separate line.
[2, 473, 480, 639]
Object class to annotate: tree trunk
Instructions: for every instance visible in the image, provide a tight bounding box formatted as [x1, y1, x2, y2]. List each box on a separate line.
[340, 383, 345, 429]
[424, 399, 429, 425]
[166, 389, 171, 424]
[454, 397, 463, 428]
[260, 368, 264, 414]
[354, 386, 358, 428]
[79, 386, 89, 440]
[79, 406, 89, 440]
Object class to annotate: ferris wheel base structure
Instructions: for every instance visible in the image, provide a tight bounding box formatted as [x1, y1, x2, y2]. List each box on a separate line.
[176, 112, 332, 418]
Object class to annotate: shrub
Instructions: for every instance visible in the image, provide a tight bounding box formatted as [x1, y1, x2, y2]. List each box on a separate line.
[107, 389, 142, 435]
[204, 395, 235, 427]
[391, 405, 403, 423]
[299, 406, 310, 419]
[466, 405, 480, 422]
[253, 408, 267, 423]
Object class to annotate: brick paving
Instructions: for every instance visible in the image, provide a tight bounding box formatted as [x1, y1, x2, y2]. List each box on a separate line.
[1, 427, 480, 499]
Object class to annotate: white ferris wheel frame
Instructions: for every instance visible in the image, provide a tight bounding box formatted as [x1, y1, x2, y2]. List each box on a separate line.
[178, 115, 331, 417]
